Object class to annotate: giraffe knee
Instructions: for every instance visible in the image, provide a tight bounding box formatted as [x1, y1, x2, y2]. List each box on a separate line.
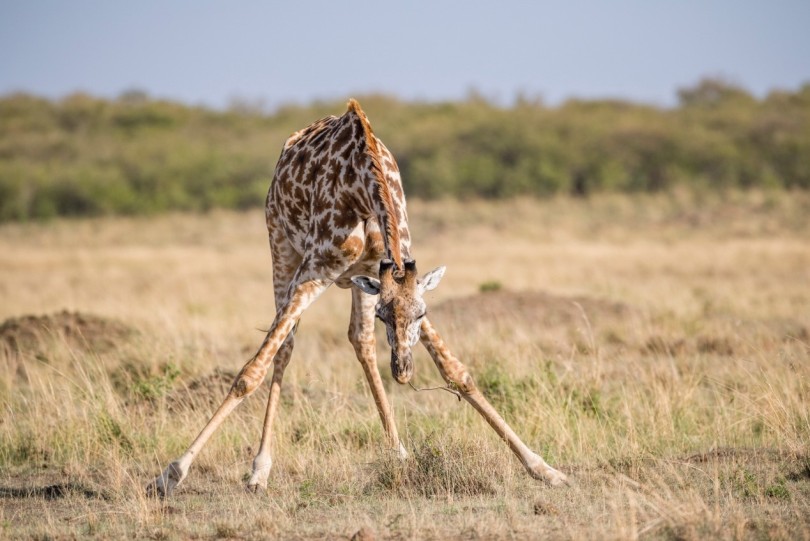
[443, 361, 477, 395]
[230, 366, 266, 398]
[231, 377, 253, 398]
[348, 330, 375, 359]
[452, 370, 477, 395]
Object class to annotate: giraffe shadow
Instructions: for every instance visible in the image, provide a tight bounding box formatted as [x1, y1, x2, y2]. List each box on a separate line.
[0, 483, 109, 500]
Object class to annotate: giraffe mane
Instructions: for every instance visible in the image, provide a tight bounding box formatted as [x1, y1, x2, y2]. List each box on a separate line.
[346, 99, 404, 270]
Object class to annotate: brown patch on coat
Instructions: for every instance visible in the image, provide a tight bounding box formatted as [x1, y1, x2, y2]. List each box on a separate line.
[340, 236, 364, 260]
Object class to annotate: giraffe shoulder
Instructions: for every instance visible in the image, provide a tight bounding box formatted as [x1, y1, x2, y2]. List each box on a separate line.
[283, 115, 338, 149]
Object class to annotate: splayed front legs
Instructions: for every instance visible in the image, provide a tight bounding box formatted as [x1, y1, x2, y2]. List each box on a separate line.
[150, 289, 567, 498]
[419, 318, 569, 486]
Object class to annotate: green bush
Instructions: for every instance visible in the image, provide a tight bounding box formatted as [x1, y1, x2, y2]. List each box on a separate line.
[1, 79, 809, 221]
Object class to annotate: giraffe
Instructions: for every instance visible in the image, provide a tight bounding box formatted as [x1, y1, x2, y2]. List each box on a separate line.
[149, 99, 568, 497]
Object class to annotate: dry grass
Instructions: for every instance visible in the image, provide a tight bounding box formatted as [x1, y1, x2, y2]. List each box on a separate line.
[1, 191, 809, 540]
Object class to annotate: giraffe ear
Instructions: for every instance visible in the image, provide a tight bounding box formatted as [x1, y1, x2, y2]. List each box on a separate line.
[418, 266, 446, 293]
[351, 275, 381, 296]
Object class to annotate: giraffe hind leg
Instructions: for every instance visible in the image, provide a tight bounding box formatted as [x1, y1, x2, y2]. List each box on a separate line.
[246, 223, 302, 492]
[245, 334, 294, 492]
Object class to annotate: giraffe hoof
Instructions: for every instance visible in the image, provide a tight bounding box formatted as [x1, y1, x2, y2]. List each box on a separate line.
[245, 482, 266, 494]
[396, 443, 409, 460]
[527, 460, 571, 487]
[247, 455, 272, 492]
[146, 476, 176, 499]
[147, 461, 185, 499]
[546, 469, 571, 487]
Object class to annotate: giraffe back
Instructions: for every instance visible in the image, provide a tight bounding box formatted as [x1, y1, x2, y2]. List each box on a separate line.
[266, 104, 411, 283]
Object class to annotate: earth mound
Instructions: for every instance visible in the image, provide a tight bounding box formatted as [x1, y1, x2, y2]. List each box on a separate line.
[0, 310, 135, 356]
[430, 290, 632, 330]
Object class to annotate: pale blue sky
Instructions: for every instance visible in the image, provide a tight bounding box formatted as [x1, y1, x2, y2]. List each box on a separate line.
[1, 1, 808, 109]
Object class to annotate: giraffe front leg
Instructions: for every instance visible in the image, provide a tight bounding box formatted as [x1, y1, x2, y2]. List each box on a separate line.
[149, 349, 275, 498]
[148, 279, 329, 498]
[419, 318, 569, 487]
[349, 287, 408, 459]
[149, 390, 246, 497]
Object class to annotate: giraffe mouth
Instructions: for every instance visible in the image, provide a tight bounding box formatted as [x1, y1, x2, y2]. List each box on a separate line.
[391, 349, 413, 384]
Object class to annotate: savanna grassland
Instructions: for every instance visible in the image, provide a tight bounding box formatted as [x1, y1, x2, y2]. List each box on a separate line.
[1, 192, 809, 540]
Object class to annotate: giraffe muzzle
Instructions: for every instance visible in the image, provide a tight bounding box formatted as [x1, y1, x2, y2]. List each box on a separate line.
[391, 349, 414, 384]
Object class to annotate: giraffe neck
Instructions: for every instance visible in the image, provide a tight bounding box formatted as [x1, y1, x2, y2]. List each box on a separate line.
[374, 187, 410, 269]
[348, 99, 407, 269]
[370, 180, 407, 269]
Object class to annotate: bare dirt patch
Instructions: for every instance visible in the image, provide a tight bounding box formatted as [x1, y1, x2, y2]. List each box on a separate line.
[0, 482, 108, 501]
[430, 290, 633, 330]
[1, 311, 138, 386]
[0, 310, 135, 357]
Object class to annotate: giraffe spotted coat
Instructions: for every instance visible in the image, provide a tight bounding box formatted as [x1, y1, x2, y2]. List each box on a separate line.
[149, 100, 568, 498]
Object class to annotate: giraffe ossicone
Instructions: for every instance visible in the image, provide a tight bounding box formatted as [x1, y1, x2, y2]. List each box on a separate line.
[148, 99, 567, 498]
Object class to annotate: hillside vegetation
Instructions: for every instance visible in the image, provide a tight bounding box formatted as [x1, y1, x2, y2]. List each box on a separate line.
[1, 79, 809, 221]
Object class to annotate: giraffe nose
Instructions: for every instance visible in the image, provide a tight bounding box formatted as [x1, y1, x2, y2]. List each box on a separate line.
[391, 348, 413, 384]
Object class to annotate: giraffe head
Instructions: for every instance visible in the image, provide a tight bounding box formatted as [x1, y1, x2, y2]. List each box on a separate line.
[351, 259, 445, 384]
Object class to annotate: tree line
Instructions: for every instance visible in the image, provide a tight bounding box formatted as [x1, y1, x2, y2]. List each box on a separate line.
[1, 79, 808, 221]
